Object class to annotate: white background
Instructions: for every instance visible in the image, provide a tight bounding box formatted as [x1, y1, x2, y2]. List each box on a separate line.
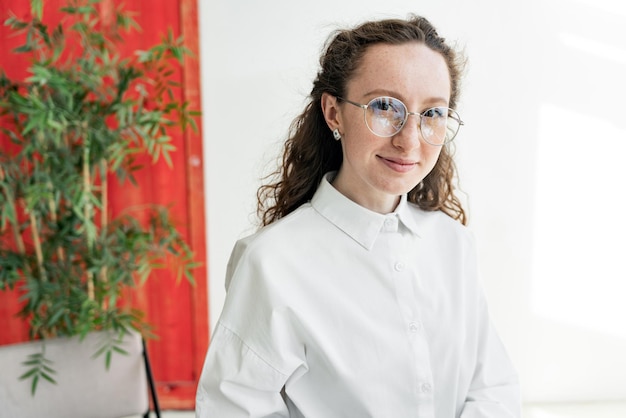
[198, 0, 626, 403]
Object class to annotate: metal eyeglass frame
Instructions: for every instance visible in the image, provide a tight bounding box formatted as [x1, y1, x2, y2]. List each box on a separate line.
[337, 96, 464, 146]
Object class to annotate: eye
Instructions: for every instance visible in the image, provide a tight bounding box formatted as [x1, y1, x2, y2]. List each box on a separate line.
[370, 97, 404, 116]
[423, 107, 448, 119]
[371, 98, 391, 111]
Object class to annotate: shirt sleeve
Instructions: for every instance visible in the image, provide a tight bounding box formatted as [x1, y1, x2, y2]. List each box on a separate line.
[196, 236, 303, 417]
[195, 322, 290, 418]
[460, 287, 521, 418]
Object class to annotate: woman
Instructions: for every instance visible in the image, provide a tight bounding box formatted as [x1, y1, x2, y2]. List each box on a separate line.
[197, 15, 520, 417]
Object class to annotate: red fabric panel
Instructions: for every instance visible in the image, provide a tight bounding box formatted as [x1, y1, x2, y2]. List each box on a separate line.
[0, 0, 207, 409]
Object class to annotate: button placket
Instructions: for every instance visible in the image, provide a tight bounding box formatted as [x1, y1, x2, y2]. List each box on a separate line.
[386, 222, 435, 404]
[408, 321, 421, 333]
[382, 215, 398, 232]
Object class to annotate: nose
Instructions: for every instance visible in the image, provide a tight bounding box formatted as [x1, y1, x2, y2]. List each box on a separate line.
[391, 114, 422, 151]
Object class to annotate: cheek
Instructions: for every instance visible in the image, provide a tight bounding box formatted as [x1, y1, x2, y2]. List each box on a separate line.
[425, 146, 443, 164]
[341, 141, 366, 169]
[342, 130, 378, 160]
[422, 147, 445, 175]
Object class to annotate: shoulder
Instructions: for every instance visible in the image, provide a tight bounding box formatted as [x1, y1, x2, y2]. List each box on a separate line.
[233, 203, 318, 255]
[225, 203, 321, 287]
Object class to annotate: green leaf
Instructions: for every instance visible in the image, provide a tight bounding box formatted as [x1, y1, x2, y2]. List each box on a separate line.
[40, 371, 57, 384]
[14, 44, 34, 54]
[171, 47, 183, 62]
[135, 49, 152, 63]
[47, 306, 65, 327]
[59, 6, 77, 14]
[4, 16, 29, 30]
[30, 0, 44, 20]
[42, 364, 56, 374]
[105, 349, 112, 370]
[19, 367, 39, 380]
[112, 345, 128, 355]
[31, 374, 39, 396]
[19, 351, 56, 395]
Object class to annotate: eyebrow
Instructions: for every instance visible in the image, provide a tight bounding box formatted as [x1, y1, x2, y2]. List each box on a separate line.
[361, 89, 449, 107]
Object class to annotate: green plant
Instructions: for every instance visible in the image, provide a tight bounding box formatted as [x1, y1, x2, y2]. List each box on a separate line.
[0, 0, 199, 394]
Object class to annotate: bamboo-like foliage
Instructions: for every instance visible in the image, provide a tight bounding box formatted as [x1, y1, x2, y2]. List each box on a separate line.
[0, 0, 200, 393]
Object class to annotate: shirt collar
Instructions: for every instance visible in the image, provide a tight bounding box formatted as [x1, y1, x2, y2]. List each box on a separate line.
[311, 173, 421, 250]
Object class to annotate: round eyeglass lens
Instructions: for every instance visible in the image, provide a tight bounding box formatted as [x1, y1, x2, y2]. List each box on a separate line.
[421, 107, 461, 145]
[365, 97, 407, 137]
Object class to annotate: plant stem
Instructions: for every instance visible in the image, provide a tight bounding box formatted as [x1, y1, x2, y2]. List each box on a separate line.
[100, 160, 108, 231]
[47, 182, 65, 262]
[99, 159, 108, 309]
[29, 212, 47, 282]
[0, 167, 26, 255]
[82, 124, 95, 300]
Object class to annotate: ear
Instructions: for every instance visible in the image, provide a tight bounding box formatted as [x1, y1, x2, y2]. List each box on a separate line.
[320, 92, 343, 132]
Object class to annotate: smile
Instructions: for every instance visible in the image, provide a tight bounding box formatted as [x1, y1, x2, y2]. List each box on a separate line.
[378, 156, 418, 173]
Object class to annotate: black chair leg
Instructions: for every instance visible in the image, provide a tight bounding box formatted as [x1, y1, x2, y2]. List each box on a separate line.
[142, 339, 161, 418]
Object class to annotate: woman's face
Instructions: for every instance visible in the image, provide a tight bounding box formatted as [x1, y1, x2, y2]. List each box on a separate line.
[323, 42, 451, 214]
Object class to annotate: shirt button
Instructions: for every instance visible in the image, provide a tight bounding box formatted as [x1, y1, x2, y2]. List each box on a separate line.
[394, 262, 405, 272]
[421, 383, 432, 393]
[384, 218, 394, 226]
[409, 322, 421, 332]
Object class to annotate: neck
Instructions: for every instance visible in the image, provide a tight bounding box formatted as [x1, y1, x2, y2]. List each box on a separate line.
[331, 174, 400, 214]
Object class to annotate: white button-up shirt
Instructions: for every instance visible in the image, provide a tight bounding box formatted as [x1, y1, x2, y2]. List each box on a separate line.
[197, 173, 520, 417]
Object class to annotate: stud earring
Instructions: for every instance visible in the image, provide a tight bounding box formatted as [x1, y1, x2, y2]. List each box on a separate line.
[332, 129, 342, 141]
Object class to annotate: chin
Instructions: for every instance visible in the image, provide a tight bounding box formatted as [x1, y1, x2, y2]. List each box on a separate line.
[381, 182, 418, 197]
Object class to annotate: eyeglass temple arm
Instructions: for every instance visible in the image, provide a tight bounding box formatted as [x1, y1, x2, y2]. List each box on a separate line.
[337, 97, 368, 110]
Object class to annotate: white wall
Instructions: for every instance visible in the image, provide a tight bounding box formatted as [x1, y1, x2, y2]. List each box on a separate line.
[199, 0, 626, 403]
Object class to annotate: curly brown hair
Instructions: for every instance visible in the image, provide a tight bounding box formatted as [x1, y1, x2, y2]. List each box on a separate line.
[257, 15, 467, 226]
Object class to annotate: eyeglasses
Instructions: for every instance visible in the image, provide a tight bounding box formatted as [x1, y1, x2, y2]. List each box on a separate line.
[338, 96, 463, 146]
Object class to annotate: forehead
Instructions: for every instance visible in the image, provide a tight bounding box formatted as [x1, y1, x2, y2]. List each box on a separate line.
[347, 42, 451, 103]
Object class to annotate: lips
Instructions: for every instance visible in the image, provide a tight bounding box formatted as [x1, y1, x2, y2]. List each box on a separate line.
[378, 155, 418, 173]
